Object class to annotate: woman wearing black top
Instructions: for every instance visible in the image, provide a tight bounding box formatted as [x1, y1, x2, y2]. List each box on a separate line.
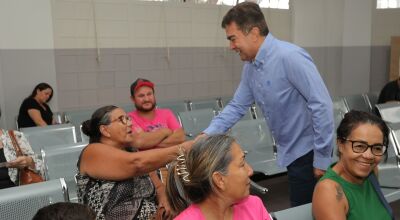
[18, 83, 54, 128]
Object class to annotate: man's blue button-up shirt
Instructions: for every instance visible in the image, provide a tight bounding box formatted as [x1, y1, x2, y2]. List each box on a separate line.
[204, 34, 334, 170]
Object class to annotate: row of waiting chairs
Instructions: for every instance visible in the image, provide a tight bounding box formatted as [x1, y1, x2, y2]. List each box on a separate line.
[177, 108, 286, 178]
[21, 121, 271, 199]
[61, 96, 234, 142]
[0, 178, 69, 220]
[5, 93, 397, 220]
[157, 97, 229, 113]
[20, 123, 79, 153]
[177, 104, 263, 139]
[41, 143, 87, 202]
[376, 102, 400, 124]
[175, 94, 374, 175]
[230, 119, 287, 176]
[183, 93, 377, 119]
[18, 124, 86, 202]
[157, 92, 377, 124]
[21, 93, 383, 175]
[377, 121, 400, 206]
[379, 120, 400, 202]
[61, 95, 267, 142]
[0, 178, 311, 220]
[45, 93, 376, 144]
[176, 94, 400, 220]
[178, 92, 378, 141]
[333, 93, 378, 116]
[176, 93, 400, 199]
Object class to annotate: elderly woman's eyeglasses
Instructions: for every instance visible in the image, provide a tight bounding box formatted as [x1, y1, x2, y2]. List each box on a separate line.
[342, 138, 387, 156]
[109, 115, 131, 125]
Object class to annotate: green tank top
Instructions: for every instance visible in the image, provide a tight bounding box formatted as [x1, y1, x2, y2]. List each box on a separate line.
[320, 165, 391, 220]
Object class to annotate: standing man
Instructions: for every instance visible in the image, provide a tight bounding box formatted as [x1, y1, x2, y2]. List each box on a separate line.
[128, 78, 185, 217]
[202, 2, 334, 207]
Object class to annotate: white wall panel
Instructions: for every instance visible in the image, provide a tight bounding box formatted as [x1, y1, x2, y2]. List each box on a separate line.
[52, 1, 291, 49]
[0, 0, 55, 49]
[372, 8, 400, 46]
[292, 0, 344, 47]
[342, 0, 372, 46]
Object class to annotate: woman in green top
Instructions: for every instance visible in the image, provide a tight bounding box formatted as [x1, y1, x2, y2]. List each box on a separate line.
[312, 110, 393, 220]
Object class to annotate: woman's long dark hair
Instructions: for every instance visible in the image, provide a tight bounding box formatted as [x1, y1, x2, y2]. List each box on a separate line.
[29, 82, 53, 103]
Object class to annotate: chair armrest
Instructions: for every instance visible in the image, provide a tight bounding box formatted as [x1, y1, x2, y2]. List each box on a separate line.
[250, 180, 268, 194]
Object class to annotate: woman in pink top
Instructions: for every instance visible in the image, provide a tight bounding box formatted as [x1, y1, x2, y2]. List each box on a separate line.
[166, 134, 272, 220]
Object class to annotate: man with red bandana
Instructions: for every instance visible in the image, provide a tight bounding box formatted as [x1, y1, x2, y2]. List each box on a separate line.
[127, 78, 185, 217]
[128, 78, 185, 149]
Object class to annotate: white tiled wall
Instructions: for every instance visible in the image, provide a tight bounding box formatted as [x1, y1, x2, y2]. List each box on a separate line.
[51, 1, 291, 110]
[372, 5, 400, 46]
[51, 0, 290, 49]
[55, 47, 243, 110]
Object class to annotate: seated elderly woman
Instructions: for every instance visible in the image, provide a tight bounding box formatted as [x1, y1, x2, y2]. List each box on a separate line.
[313, 110, 394, 220]
[166, 134, 272, 220]
[77, 105, 191, 220]
[0, 108, 44, 189]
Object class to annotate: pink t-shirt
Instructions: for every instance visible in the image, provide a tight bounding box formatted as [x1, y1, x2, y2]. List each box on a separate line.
[128, 109, 181, 132]
[174, 195, 271, 220]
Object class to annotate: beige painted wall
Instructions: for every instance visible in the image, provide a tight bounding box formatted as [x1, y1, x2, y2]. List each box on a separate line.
[292, 0, 345, 47]
[51, 0, 292, 49]
[0, 0, 55, 49]
[372, 7, 400, 46]
[0, 0, 58, 129]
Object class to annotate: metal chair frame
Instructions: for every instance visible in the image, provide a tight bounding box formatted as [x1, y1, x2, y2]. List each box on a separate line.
[0, 178, 69, 220]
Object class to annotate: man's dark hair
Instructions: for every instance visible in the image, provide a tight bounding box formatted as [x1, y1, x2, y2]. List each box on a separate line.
[32, 202, 96, 220]
[221, 2, 269, 36]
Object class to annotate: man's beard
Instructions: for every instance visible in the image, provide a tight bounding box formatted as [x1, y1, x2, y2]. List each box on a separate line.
[135, 102, 156, 113]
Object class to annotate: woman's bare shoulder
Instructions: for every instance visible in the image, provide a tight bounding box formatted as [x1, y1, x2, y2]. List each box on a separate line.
[313, 179, 348, 220]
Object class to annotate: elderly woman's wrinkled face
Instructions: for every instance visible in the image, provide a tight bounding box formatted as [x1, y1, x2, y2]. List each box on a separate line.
[338, 123, 385, 184]
[103, 108, 133, 144]
[219, 142, 253, 203]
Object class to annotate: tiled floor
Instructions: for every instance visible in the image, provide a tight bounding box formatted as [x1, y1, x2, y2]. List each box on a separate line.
[251, 173, 400, 219]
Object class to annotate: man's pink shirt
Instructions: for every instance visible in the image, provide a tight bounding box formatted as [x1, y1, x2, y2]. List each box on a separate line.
[128, 108, 181, 132]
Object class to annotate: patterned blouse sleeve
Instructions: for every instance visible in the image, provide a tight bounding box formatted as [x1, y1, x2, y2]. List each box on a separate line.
[14, 131, 45, 177]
